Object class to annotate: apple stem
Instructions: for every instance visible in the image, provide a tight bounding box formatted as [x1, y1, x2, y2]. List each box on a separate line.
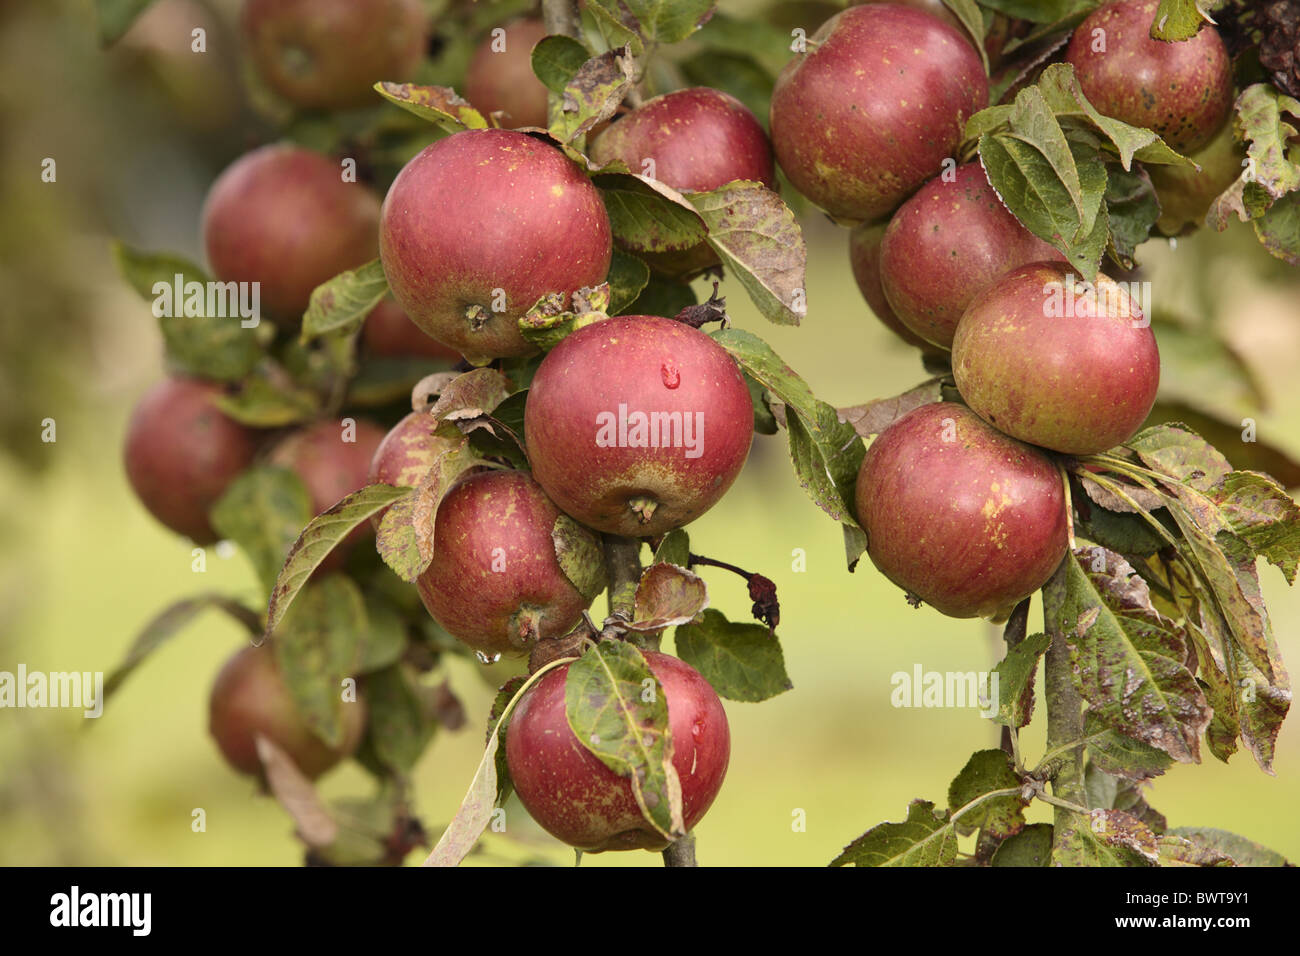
[601, 532, 644, 623]
[662, 832, 697, 867]
[541, 0, 582, 39]
[1040, 562, 1090, 855]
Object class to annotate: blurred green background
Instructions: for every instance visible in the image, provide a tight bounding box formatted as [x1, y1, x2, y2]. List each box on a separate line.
[2, 0, 1298, 867]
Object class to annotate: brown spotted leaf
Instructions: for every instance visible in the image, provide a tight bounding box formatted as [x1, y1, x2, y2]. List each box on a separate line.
[627, 562, 709, 632]
[374, 82, 489, 132]
[551, 47, 636, 142]
[1051, 547, 1210, 764]
[838, 379, 945, 439]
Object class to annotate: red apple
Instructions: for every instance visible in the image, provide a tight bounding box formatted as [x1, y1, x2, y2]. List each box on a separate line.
[1065, 0, 1232, 154]
[124, 377, 260, 544]
[855, 402, 1069, 618]
[209, 643, 366, 779]
[506, 650, 730, 852]
[524, 315, 754, 537]
[242, 0, 431, 111]
[362, 298, 462, 362]
[202, 144, 381, 326]
[878, 162, 1063, 349]
[590, 86, 775, 278]
[590, 87, 775, 191]
[952, 261, 1160, 455]
[379, 129, 612, 362]
[368, 410, 454, 490]
[770, 4, 988, 221]
[464, 18, 550, 130]
[848, 222, 944, 354]
[417, 470, 594, 657]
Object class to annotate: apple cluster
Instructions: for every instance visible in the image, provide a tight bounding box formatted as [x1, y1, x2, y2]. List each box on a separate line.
[764, 2, 1233, 619]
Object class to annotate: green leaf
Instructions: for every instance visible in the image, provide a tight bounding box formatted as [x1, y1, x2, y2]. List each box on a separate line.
[686, 181, 807, 326]
[673, 608, 792, 702]
[589, 0, 716, 45]
[365, 664, 436, 773]
[273, 575, 366, 748]
[990, 823, 1053, 866]
[991, 632, 1049, 727]
[1165, 826, 1292, 866]
[210, 467, 313, 596]
[95, 0, 156, 46]
[1083, 713, 1175, 780]
[1050, 548, 1209, 763]
[1105, 166, 1160, 269]
[979, 129, 1109, 279]
[1127, 423, 1232, 490]
[487, 676, 527, 805]
[550, 47, 637, 143]
[1142, 403, 1300, 488]
[1052, 816, 1155, 867]
[212, 367, 321, 427]
[565, 640, 685, 841]
[1155, 835, 1237, 867]
[1253, 190, 1300, 266]
[595, 173, 709, 253]
[111, 242, 262, 382]
[552, 514, 608, 603]
[651, 529, 690, 568]
[1037, 63, 1192, 170]
[1149, 0, 1215, 41]
[1236, 84, 1300, 200]
[531, 35, 590, 94]
[606, 249, 651, 315]
[629, 276, 698, 317]
[628, 563, 709, 632]
[941, 0, 989, 74]
[104, 596, 260, 702]
[302, 259, 389, 341]
[373, 82, 489, 132]
[744, 371, 778, 435]
[947, 750, 1028, 842]
[265, 483, 409, 637]
[830, 800, 958, 867]
[357, 595, 407, 673]
[976, 0, 1092, 23]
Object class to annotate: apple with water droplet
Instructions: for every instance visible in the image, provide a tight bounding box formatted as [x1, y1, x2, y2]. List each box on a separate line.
[506, 650, 730, 852]
[524, 315, 754, 537]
